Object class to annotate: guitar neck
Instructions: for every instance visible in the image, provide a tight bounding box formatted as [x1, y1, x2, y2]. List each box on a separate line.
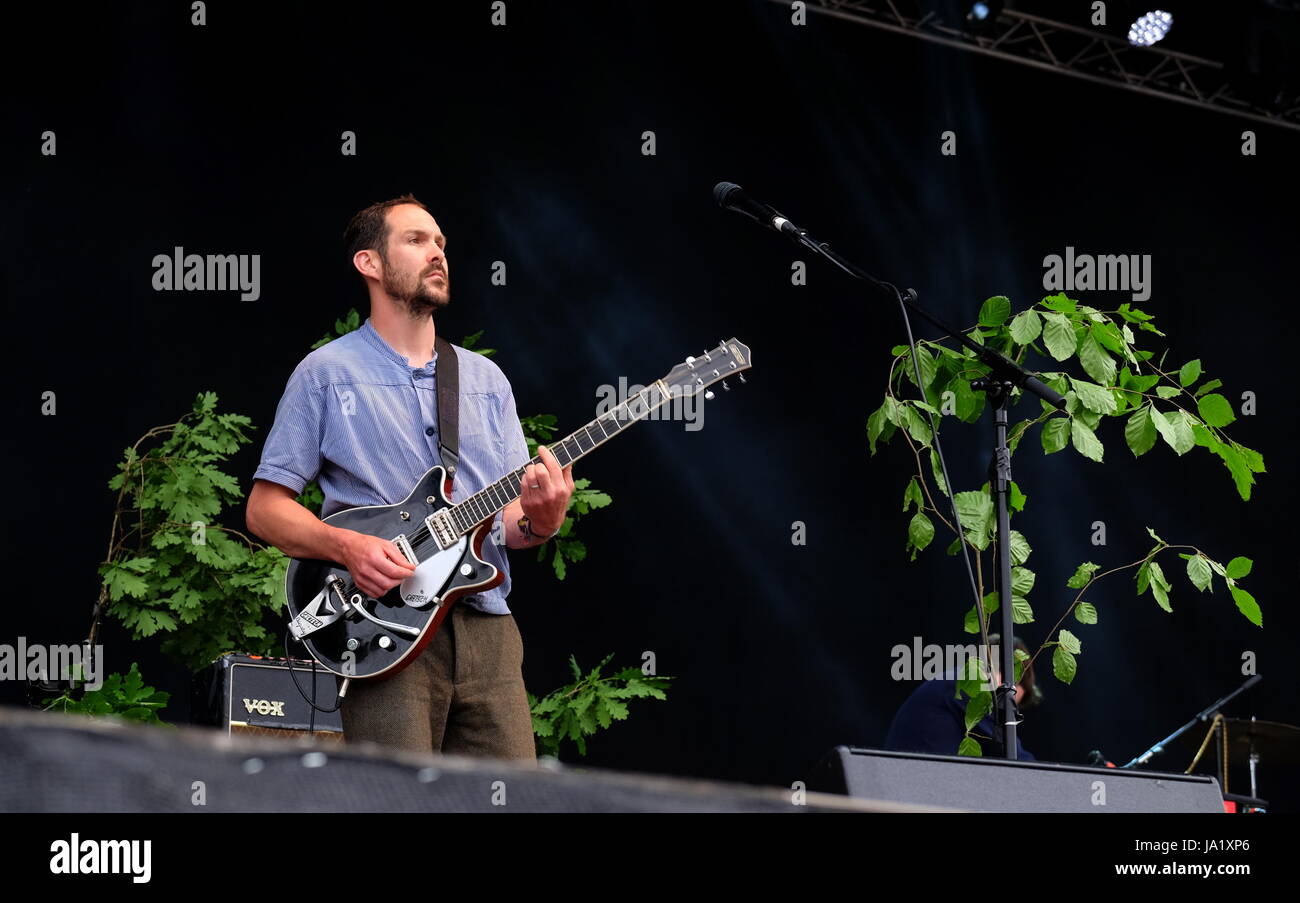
[445, 378, 676, 536]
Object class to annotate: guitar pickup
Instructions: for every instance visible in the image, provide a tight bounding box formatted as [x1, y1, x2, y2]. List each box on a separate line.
[426, 510, 459, 550]
[393, 533, 418, 566]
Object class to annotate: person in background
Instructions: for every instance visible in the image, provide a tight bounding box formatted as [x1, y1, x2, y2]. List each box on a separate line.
[885, 635, 1043, 760]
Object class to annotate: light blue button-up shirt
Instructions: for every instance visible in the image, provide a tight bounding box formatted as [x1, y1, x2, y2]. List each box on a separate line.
[253, 317, 530, 614]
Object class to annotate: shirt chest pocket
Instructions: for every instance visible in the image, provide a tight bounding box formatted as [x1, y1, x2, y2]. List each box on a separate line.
[457, 392, 503, 468]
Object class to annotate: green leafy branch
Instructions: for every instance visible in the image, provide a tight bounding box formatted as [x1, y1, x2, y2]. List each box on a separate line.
[97, 392, 288, 672]
[310, 308, 362, 349]
[459, 329, 497, 357]
[519, 414, 613, 579]
[42, 663, 171, 726]
[1036, 529, 1259, 683]
[876, 293, 1263, 632]
[950, 531, 1259, 755]
[869, 293, 1265, 756]
[528, 654, 672, 758]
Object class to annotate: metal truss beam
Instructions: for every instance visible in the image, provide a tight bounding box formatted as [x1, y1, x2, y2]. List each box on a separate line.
[781, 0, 1300, 132]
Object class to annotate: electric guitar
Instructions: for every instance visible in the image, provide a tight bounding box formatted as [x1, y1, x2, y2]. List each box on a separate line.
[284, 338, 752, 680]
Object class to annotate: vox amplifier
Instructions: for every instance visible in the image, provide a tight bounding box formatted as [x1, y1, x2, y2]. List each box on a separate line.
[192, 653, 344, 741]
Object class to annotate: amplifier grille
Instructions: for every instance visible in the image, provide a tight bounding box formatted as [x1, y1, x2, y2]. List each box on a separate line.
[230, 723, 345, 742]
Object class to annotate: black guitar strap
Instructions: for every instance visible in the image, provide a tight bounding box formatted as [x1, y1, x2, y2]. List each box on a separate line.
[433, 335, 459, 484]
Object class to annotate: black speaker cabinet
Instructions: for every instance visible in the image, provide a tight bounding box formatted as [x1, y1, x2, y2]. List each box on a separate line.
[192, 653, 343, 741]
[812, 746, 1225, 812]
[0, 707, 897, 812]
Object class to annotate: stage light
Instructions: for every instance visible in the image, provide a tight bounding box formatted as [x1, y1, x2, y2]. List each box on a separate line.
[964, 0, 1003, 32]
[1128, 10, 1174, 47]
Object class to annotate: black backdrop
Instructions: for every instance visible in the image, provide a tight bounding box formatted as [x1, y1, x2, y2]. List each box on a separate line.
[4, 1, 1297, 808]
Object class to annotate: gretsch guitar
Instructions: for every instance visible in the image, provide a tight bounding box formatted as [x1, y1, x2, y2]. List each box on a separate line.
[284, 338, 752, 680]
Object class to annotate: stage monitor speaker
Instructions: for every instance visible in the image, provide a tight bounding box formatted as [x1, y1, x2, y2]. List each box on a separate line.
[191, 653, 343, 742]
[812, 746, 1224, 813]
[0, 708, 915, 813]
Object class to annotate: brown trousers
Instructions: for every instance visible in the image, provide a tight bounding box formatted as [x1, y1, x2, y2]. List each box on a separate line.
[339, 603, 536, 760]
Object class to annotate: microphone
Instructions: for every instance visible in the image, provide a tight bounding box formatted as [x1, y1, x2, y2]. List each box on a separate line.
[713, 182, 801, 237]
[712, 180, 1066, 410]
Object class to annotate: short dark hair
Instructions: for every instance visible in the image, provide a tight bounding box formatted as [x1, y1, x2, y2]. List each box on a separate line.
[343, 194, 428, 263]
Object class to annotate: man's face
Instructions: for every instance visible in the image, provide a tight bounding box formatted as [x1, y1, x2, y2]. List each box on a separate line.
[377, 204, 450, 317]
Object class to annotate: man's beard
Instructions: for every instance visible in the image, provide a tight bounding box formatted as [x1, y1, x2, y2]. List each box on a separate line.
[382, 261, 450, 319]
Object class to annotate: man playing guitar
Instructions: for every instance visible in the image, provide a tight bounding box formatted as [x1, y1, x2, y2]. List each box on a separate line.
[245, 195, 573, 759]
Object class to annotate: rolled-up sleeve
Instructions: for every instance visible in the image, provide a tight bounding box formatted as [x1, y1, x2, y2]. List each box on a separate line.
[253, 363, 324, 494]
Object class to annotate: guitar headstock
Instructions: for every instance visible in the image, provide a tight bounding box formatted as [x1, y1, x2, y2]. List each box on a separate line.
[661, 338, 752, 400]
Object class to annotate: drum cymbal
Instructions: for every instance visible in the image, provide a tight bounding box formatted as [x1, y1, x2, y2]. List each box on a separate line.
[1180, 719, 1300, 765]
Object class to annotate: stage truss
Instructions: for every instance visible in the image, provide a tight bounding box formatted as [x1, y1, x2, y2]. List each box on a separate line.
[781, 0, 1300, 133]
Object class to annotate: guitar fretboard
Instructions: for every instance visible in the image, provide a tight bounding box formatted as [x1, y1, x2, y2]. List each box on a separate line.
[445, 380, 675, 536]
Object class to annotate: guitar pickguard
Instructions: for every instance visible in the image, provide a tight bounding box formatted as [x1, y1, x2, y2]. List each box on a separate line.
[398, 535, 469, 608]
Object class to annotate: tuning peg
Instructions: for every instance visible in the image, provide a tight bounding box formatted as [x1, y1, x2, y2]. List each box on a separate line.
[685, 355, 696, 367]
[738, 373, 747, 384]
[722, 380, 730, 391]
[704, 390, 715, 400]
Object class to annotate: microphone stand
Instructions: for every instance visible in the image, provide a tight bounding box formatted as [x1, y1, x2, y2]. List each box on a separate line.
[1122, 674, 1262, 770]
[761, 211, 1064, 760]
